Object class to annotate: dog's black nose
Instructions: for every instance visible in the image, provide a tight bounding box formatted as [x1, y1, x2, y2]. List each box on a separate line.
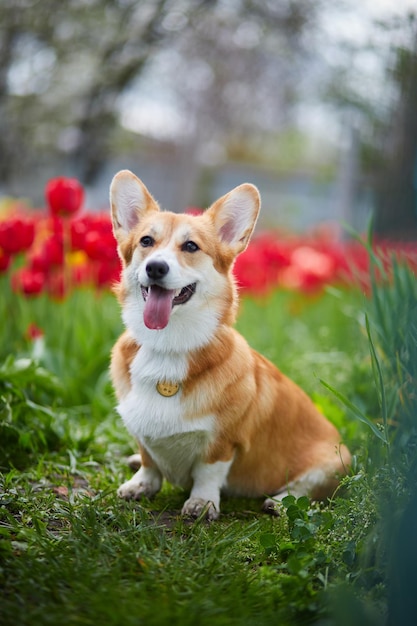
[146, 259, 169, 280]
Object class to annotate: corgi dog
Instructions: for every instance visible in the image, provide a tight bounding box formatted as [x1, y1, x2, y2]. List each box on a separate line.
[109, 169, 350, 520]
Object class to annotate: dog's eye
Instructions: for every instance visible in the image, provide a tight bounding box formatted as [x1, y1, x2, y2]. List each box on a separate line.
[182, 241, 199, 253]
[140, 236, 154, 248]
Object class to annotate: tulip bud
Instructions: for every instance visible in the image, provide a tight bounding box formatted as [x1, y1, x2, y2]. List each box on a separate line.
[45, 177, 84, 217]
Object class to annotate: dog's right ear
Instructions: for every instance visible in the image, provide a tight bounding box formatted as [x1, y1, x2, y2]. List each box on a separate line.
[110, 170, 159, 241]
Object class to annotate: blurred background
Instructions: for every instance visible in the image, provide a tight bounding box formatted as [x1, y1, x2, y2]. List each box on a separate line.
[1, 0, 416, 238]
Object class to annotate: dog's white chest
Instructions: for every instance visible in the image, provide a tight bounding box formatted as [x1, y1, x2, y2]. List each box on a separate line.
[116, 346, 215, 485]
[143, 431, 211, 488]
[117, 385, 213, 440]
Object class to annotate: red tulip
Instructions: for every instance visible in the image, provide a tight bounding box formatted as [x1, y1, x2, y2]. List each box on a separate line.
[29, 249, 50, 274]
[0, 216, 35, 255]
[70, 217, 88, 250]
[45, 177, 84, 217]
[25, 323, 44, 340]
[43, 236, 64, 266]
[84, 230, 117, 261]
[12, 268, 45, 296]
[233, 245, 271, 294]
[47, 271, 66, 299]
[29, 236, 64, 272]
[280, 246, 336, 292]
[91, 213, 113, 235]
[47, 215, 64, 239]
[95, 259, 122, 288]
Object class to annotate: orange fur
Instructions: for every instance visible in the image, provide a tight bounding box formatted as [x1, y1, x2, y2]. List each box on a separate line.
[110, 331, 139, 399]
[183, 329, 349, 499]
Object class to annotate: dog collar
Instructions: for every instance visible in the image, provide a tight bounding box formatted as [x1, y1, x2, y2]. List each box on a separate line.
[156, 381, 180, 397]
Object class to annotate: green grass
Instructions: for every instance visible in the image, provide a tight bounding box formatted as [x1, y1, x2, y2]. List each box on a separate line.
[1, 267, 416, 625]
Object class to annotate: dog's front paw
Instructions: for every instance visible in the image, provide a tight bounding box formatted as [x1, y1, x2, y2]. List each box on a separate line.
[117, 467, 162, 501]
[117, 479, 154, 500]
[181, 497, 219, 521]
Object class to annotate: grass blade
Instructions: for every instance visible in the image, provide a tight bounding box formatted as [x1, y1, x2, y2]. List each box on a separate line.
[365, 314, 389, 446]
[320, 379, 388, 444]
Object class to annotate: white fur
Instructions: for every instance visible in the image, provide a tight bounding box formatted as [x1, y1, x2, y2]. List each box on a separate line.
[131, 345, 188, 385]
[118, 464, 162, 500]
[111, 173, 148, 233]
[182, 459, 234, 520]
[142, 431, 212, 489]
[119, 318, 231, 439]
[220, 188, 258, 244]
[190, 458, 233, 505]
[262, 468, 329, 514]
[121, 243, 227, 353]
[117, 377, 216, 489]
[117, 386, 214, 442]
[274, 467, 328, 500]
[138, 245, 197, 291]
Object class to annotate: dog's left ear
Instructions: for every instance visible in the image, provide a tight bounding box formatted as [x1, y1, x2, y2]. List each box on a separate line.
[110, 170, 159, 241]
[207, 183, 261, 255]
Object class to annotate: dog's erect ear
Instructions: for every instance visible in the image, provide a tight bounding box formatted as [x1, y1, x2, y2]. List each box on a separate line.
[207, 183, 260, 255]
[110, 170, 159, 240]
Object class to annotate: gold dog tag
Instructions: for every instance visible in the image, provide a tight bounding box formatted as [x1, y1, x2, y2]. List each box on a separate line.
[156, 381, 180, 397]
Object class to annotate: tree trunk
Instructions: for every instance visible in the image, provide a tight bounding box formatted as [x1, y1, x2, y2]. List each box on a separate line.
[374, 33, 417, 240]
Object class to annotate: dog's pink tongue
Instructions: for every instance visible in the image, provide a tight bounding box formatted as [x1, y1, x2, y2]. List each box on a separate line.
[143, 285, 175, 330]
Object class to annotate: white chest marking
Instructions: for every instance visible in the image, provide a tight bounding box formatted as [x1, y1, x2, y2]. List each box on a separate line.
[117, 387, 214, 441]
[142, 431, 212, 489]
[117, 387, 215, 490]
[130, 344, 188, 385]
[116, 336, 216, 488]
[117, 346, 214, 442]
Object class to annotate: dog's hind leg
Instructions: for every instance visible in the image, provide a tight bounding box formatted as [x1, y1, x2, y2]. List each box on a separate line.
[263, 443, 350, 515]
[262, 462, 347, 515]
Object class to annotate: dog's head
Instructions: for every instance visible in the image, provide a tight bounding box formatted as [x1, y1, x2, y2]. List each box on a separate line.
[110, 170, 260, 351]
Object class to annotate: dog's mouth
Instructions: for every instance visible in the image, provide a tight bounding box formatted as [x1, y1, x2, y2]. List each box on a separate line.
[141, 283, 197, 330]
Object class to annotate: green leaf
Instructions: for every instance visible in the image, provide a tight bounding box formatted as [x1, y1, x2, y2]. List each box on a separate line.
[286, 504, 305, 522]
[320, 379, 388, 444]
[281, 495, 296, 508]
[296, 496, 310, 511]
[259, 533, 276, 550]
